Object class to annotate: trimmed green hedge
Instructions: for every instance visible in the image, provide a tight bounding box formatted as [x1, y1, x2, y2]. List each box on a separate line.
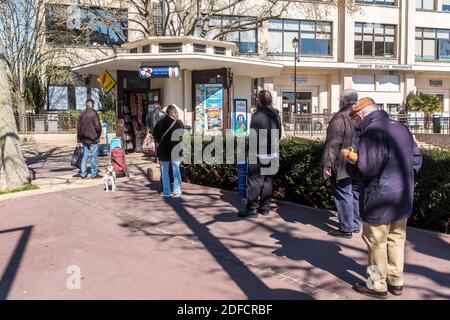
[181, 137, 450, 234]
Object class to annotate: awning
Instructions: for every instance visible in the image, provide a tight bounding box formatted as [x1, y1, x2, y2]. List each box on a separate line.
[72, 53, 283, 78]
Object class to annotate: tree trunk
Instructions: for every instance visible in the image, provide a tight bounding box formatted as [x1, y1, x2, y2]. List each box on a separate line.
[15, 92, 28, 132]
[0, 43, 30, 191]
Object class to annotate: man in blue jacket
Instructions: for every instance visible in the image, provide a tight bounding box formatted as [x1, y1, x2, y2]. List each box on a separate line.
[343, 97, 422, 299]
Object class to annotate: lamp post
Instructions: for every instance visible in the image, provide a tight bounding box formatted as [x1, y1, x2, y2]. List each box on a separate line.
[292, 37, 299, 114]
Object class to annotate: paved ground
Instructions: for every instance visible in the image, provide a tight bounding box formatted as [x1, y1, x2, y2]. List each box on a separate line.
[7, 142, 154, 198]
[0, 142, 449, 300]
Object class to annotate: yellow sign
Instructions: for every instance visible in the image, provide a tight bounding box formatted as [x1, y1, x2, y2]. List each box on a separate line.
[97, 71, 116, 93]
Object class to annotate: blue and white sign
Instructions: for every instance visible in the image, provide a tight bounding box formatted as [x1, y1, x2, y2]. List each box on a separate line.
[139, 66, 180, 79]
[205, 84, 223, 109]
[233, 99, 248, 136]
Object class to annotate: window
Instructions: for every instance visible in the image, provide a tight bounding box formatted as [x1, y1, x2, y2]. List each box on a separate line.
[355, 23, 396, 58]
[159, 43, 182, 53]
[198, 15, 257, 53]
[416, 0, 435, 10]
[142, 45, 150, 53]
[355, 0, 396, 6]
[378, 74, 400, 91]
[416, 28, 450, 61]
[45, 4, 127, 47]
[444, 0, 450, 11]
[387, 104, 400, 114]
[429, 79, 443, 87]
[268, 19, 332, 56]
[353, 74, 375, 91]
[214, 46, 226, 55]
[48, 86, 69, 110]
[130, 48, 137, 53]
[194, 44, 206, 53]
[152, 0, 164, 36]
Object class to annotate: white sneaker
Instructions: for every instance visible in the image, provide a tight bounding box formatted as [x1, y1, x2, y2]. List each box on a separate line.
[172, 193, 182, 198]
[160, 192, 172, 197]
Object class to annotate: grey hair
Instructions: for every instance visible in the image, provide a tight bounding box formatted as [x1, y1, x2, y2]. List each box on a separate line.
[341, 89, 358, 105]
[357, 104, 379, 118]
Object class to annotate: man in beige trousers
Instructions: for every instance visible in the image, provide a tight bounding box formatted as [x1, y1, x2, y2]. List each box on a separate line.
[343, 98, 423, 299]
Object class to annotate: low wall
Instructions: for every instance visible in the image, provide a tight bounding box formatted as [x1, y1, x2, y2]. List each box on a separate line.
[20, 133, 117, 146]
[414, 134, 450, 149]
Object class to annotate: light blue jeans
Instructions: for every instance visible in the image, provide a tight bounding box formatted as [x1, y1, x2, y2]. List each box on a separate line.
[81, 143, 99, 178]
[160, 161, 182, 196]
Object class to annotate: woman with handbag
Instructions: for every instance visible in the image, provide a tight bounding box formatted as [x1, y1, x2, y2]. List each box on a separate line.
[153, 105, 185, 197]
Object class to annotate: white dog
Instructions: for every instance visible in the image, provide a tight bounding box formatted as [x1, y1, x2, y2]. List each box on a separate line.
[104, 165, 116, 192]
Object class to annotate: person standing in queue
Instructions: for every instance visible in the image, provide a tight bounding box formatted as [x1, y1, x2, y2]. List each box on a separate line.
[238, 90, 282, 218]
[321, 89, 361, 239]
[153, 105, 185, 198]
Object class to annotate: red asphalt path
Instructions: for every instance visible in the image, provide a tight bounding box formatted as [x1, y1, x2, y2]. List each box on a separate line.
[0, 179, 449, 300]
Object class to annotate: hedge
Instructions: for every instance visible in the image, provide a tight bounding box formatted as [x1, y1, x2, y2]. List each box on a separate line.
[181, 137, 450, 234]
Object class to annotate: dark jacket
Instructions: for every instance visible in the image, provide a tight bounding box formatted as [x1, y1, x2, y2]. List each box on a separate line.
[146, 108, 166, 133]
[77, 108, 101, 145]
[321, 104, 358, 181]
[153, 115, 184, 162]
[250, 105, 282, 157]
[347, 110, 423, 224]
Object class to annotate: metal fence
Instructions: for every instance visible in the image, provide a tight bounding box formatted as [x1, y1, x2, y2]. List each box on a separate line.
[14, 114, 116, 134]
[282, 113, 450, 136]
[12, 112, 450, 135]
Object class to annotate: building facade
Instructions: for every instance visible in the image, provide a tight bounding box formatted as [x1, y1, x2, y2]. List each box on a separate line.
[45, 0, 450, 135]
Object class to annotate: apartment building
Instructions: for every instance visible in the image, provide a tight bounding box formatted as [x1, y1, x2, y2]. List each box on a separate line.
[45, 0, 450, 135]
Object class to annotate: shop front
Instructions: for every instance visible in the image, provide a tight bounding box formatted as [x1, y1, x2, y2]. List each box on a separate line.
[72, 36, 283, 151]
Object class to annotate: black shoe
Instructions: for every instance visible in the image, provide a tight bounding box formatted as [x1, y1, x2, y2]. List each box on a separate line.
[238, 210, 258, 218]
[387, 283, 403, 296]
[258, 209, 270, 216]
[328, 229, 353, 239]
[90, 174, 103, 179]
[353, 229, 361, 234]
[354, 282, 388, 299]
[80, 175, 87, 179]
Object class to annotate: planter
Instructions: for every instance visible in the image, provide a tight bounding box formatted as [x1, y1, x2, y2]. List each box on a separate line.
[34, 119, 45, 134]
[47, 120, 58, 133]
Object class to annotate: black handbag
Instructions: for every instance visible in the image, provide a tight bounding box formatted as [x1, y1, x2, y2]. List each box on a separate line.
[98, 144, 110, 157]
[71, 146, 82, 169]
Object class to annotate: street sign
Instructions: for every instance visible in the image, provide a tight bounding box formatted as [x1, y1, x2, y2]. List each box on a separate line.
[97, 71, 116, 93]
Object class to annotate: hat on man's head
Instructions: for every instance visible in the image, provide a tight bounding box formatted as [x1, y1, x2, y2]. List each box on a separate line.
[350, 97, 376, 118]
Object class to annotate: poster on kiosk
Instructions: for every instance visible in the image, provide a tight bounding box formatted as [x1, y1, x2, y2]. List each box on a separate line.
[233, 99, 248, 136]
[194, 84, 223, 135]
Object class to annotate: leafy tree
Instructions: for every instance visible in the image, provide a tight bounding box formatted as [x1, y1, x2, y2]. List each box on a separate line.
[407, 93, 442, 113]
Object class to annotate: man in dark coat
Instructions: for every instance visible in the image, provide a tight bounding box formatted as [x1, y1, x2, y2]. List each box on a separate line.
[146, 102, 166, 134]
[343, 97, 423, 299]
[238, 90, 282, 218]
[321, 89, 361, 239]
[77, 99, 102, 179]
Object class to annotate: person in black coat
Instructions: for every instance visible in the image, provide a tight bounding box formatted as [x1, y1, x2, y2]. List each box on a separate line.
[153, 105, 185, 197]
[146, 102, 166, 134]
[238, 90, 281, 218]
[321, 89, 361, 239]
